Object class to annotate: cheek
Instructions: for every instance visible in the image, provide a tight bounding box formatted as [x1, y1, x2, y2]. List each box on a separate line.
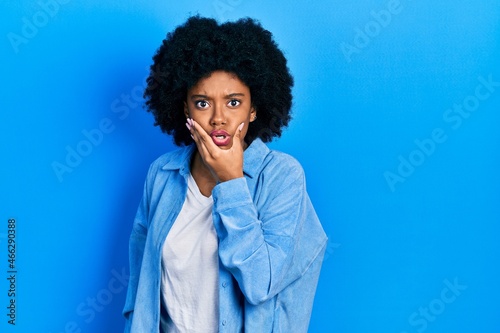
[189, 112, 209, 125]
[240, 125, 250, 139]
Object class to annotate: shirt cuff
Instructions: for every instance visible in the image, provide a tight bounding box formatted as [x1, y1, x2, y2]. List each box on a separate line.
[212, 177, 253, 211]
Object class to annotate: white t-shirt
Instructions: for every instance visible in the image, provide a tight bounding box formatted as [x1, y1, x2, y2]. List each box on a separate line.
[160, 173, 219, 333]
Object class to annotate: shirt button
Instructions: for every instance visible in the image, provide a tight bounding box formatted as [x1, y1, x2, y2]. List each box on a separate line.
[222, 320, 227, 326]
[222, 281, 227, 288]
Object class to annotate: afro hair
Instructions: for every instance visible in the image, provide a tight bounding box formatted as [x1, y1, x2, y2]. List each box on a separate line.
[144, 15, 294, 146]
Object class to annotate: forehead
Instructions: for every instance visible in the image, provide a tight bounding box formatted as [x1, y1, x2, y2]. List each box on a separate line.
[188, 70, 250, 95]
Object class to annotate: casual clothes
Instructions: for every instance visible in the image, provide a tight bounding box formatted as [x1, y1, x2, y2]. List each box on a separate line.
[123, 139, 328, 332]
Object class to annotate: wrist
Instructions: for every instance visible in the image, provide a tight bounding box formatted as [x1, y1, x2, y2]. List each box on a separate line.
[217, 171, 244, 183]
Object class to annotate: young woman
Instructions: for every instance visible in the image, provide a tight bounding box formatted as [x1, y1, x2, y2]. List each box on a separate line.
[123, 16, 328, 333]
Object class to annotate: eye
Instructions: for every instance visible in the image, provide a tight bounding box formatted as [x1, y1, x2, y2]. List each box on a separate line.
[228, 99, 241, 107]
[195, 100, 209, 109]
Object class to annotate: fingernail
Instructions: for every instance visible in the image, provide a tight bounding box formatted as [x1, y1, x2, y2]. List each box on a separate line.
[186, 122, 191, 131]
[190, 134, 194, 139]
[238, 122, 244, 131]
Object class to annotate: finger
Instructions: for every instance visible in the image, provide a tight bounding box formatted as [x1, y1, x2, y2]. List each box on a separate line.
[186, 118, 199, 145]
[231, 122, 245, 150]
[187, 118, 205, 149]
[187, 119, 205, 155]
[189, 119, 220, 164]
[190, 119, 220, 155]
[187, 118, 205, 145]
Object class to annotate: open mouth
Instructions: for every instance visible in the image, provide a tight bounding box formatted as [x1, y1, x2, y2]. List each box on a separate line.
[210, 130, 231, 146]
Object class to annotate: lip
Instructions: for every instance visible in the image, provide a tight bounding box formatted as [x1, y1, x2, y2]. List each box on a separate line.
[210, 129, 231, 146]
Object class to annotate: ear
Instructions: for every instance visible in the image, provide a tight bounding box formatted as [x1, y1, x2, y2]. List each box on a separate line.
[249, 106, 257, 122]
[183, 101, 189, 119]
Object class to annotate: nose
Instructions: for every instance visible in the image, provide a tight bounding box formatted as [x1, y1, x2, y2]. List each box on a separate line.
[210, 103, 226, 126]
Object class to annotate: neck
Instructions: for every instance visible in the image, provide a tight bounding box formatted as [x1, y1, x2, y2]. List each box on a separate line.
[191, 152, 211, 176]
[190, 152, 217, 196]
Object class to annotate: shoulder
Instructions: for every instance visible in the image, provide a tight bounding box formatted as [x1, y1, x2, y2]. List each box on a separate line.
[148, 145, 194, 174]
[142, 145, 195, 187]
[263, 149, 304, 179]
[246, 140, 305, 190]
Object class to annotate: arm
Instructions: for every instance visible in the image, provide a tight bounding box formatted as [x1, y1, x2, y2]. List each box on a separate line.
[122, 175, 150, 332]
[188, 118, 326, 305]
[212, 161, 326, 305]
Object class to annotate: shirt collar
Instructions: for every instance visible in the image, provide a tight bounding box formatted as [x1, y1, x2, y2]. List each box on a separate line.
[160, 138, 269, 179]
[160, 144, 195, 177]
[242, 138, 269, 178]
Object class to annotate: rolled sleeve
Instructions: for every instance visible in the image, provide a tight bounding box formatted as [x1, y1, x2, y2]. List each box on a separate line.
[211, 166, 319, 305]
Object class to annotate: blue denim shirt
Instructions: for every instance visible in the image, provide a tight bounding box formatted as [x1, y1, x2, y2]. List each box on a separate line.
[123, 138, 328, 332]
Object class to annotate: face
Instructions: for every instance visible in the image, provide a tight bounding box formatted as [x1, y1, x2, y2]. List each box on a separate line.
[184, 70, 256, 150]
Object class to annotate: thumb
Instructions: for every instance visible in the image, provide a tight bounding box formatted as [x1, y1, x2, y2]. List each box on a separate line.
[233, 122, 245, 149]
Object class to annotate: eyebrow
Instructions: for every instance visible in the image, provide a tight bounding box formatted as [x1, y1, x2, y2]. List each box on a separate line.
[190, 93, 246, 100]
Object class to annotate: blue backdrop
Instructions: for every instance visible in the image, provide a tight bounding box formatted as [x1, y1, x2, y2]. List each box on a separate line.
[1, 0, 499, 332]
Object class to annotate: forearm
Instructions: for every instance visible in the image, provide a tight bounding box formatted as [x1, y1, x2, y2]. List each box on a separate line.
[212, 177, 303, 305]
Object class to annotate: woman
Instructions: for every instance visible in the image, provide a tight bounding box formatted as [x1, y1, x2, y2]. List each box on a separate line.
[123, 16, 328, 332]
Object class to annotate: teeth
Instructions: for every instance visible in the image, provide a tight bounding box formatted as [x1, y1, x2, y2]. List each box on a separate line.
[216, 135, 225, 139]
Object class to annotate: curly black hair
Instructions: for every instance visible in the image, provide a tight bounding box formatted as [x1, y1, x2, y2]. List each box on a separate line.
[144, 15, 294, 146]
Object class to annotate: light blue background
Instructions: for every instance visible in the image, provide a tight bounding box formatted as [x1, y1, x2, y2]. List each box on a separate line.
[1, 0, 499, 332]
